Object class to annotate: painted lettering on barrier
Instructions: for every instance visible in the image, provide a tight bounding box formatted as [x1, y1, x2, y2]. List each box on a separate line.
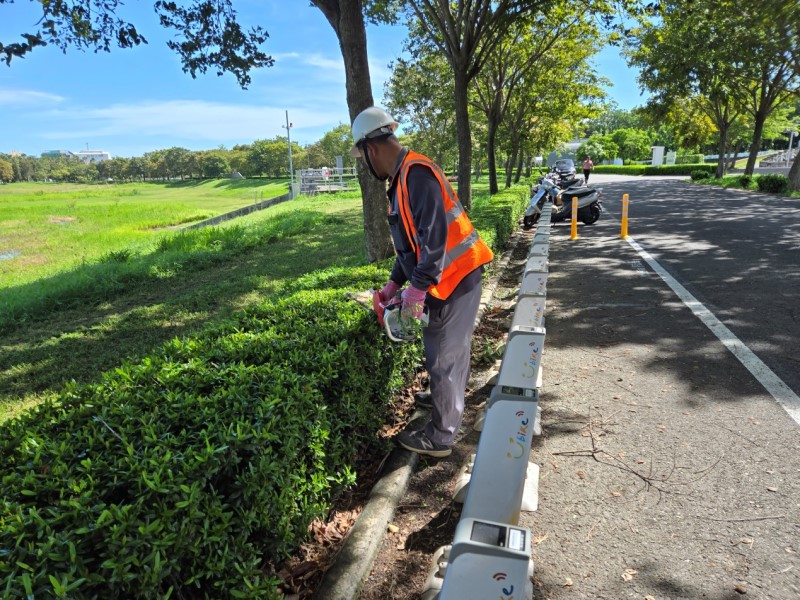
[492, 573, 514, 600]
[521, 340, 541, 378]
[506, 415, 530, 459]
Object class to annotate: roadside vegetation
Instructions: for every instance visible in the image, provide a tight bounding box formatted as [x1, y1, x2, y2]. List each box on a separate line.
[0, 177, 529, 597]
[689, 172, 800, 198]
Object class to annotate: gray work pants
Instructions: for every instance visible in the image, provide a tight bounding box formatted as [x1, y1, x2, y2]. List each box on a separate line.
[422, 281, 483, 446]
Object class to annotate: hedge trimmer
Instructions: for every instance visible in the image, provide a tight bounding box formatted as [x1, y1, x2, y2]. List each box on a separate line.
[346, 290, 428, 343]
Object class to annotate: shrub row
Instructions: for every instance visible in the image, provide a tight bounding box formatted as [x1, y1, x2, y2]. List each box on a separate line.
[0, 280, 422, 598]
[756, 174, 790, 194]
[470, 181, 532, 251]
[0, 184, 530, 598]
[593, 164, 716, 176]
[675, 153, 705, 164]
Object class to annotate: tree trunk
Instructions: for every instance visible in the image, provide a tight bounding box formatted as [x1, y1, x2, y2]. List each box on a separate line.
[716, 129, 728, 179]
[729, 140, 741, 170]
[513, 152, 524, 184]
[313, 0, 393, 262]
[453, 67, 473, 209]
[744, 110, 767, 176]
[504, 152, 515, 188]
[487, 119, 498, 195]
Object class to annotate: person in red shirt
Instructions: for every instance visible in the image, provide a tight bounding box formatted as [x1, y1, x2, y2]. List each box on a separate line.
[582, 156, 594, 184]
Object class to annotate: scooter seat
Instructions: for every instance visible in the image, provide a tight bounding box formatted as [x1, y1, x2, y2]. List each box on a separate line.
[559, 187, 594, 199]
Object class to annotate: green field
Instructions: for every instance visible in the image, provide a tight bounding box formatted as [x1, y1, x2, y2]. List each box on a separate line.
[0, 178, 289, 289]
[0, 178, 500, 424]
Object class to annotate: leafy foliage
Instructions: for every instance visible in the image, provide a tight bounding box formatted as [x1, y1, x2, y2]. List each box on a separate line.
[592, 164, 716, 175]
[576, 135, 619, 164]
[0, 178, 532, 597]
[738, 175, 752, 188]
[675, 154, 704, 164]
[756, 174, 790, 193]
[470, 180, 532, 250]
[1, 1, 272, 88]
[691, 169, 711, 180]
[0, 281, 421, 598]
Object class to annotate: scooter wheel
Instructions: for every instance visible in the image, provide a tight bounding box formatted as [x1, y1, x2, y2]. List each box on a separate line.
[580, 204, 601, 225]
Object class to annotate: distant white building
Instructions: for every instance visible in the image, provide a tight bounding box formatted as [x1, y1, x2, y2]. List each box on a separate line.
[40, 149, 112, 162]
[75, 150, 112, 163]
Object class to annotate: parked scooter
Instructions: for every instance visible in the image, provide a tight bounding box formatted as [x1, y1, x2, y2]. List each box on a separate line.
[523, 174, 603, 229]
[547, 158, 585, 190]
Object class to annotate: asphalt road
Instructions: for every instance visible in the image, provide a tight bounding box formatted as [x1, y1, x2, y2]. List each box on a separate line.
[594, 175, 800, 400]
[525, 175, 800, 599]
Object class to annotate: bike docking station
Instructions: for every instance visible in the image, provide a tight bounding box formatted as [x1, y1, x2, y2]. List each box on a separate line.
[421, 202, 553, 600]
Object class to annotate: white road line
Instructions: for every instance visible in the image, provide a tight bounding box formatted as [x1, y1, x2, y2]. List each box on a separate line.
[626, 237, 800, 426]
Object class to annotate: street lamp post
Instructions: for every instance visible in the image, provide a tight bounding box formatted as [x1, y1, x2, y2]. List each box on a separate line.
[283, 110, 294, 197]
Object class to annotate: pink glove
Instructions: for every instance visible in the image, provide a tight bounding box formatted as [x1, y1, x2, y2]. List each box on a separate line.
[401, 285, 427, 320]
[379, 280, 401, 303]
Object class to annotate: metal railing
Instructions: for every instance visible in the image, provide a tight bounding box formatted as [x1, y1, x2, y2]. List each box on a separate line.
[298, 167, 358, 195]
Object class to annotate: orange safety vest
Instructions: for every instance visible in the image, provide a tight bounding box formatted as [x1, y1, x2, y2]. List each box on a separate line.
[395, 150, 494, 300]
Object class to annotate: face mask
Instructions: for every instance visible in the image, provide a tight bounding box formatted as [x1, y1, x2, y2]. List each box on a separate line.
[362, 142, 389, 182]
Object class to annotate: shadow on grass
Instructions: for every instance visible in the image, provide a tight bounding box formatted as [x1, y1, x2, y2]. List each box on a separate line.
[159, 177, 290, 191]
[0, 207, 369, 408]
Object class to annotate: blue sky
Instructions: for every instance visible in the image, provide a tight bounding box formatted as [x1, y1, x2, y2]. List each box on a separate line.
[0, 1, 647, 158]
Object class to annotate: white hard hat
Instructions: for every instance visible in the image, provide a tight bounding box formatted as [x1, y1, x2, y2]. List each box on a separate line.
[350, 106, 399, 157]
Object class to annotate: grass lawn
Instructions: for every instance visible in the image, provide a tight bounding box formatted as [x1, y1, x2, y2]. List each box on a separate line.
[0, 178, 289, 289]
[0, 179, 495, 424]
[691, 173, 800, 198]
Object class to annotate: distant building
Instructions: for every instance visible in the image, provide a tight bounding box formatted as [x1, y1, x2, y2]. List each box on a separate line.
[40, 149, 112, 163]
[75, 150, 112, 163]
[41, 150, 76, 158]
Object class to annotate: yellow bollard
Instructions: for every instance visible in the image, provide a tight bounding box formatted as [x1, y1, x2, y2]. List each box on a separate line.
[569, 196, 579, 240]
[620, 193, 630, 238]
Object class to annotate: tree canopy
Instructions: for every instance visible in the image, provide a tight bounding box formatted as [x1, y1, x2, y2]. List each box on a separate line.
[0, 0, 274, 87]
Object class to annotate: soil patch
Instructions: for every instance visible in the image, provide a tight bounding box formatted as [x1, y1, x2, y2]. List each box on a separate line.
[47, 216, 78, 225]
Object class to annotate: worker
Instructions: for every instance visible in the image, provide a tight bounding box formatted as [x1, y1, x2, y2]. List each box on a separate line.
[350, 106, 494, 458]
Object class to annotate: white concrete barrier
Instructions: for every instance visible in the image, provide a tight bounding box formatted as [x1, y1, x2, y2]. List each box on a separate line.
[439, 519, 533, 600]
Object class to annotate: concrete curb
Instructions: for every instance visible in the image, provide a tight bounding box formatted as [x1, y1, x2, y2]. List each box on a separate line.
[314, 230, 525, 600]
[183, 192, 292, 230]
[315, 448, 419, 600]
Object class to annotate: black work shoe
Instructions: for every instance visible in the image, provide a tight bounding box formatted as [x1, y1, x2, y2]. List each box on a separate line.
[397, 429, 452, 458]
[414, 389, 433, 408]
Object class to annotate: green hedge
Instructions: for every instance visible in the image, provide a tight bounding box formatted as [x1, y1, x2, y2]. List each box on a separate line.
[593, 164, 715, 176]
[675, 154, 704, 164]
[593, 165, 646, 175]
[0, 184, 530, 598]
[594, 164, 717, 175]
[470, 181, 531, 251]
[756, 174, 790, 194]
[645, 164, 715, 176]
[0, 280, 421, 598]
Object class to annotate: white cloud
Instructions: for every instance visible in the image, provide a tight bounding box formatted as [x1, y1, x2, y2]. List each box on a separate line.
[0, 89, 65, 106]
[36, 99, 351, 147]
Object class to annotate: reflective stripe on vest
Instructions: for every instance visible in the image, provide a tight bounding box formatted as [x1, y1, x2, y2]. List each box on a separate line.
[395, 151, 494, 300]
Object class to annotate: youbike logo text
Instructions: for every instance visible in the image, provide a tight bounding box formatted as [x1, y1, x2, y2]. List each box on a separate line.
[506, 415, 530, 459]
